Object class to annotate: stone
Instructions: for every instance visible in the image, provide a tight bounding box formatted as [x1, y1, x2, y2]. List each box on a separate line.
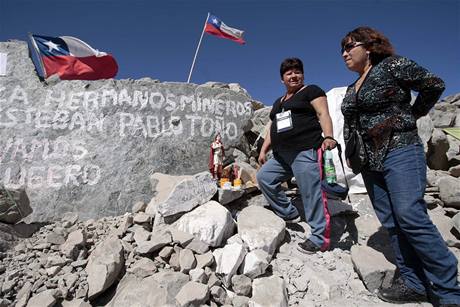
[432, 103, 457, 128]
[106, 274, 170, 307]
[61, 299, 92, 307]
[133, 212, 151, 224]
[60, 229, 86, 259]
[15, 281, 32, 307]
[189, 268, 207, 283]
[147, 172, 218, 217]
[132, 201, 147, 213]
[231, 274, 252, 296]
[61, 212, 79, 225]
[351, 245, 396, 292]
[46, 232, 66, 245]
[232, 295, 250, 307]
[215, 242, 247, 286]
[427, 128, 450, 170]
[195, 251, 214, 269]
[438, 177, 460, 208]
[241, 249, 269, 279]
[0, 41, 254, 222]
[184, 238, 210, 254]
[210, 285, 229, 305]
[85, 237, 124, 299]
[417, 114, 434, 148]
[135, 230, 171, 255]
[150, 271, 190, 299]
[249, 276, 288, 307]
[175, 200, 235, 247]
[127, 257, 157, 278]
[26, 289, 60, 307]
[449, 165, 460, 178]
[169, 227, 195, 246]
[218, 189, 246, 205]
[429, 207, 460, 247]
[0, 186, 32, 224]
[159, 246, 174, 260]
[237, 206, 285, 256]
[175, 281, 209, 307]
[179, 248, 196, 273]
[132, 226, 151, 243]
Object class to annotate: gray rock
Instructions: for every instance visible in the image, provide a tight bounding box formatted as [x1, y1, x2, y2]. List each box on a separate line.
[133, 212, 151, 224]
[0, 186, 32, 224]
[127, 257, 157, 278]
[85, 236, 124, 299]
[60, 229, 86, 259]
[169, 227, 195, 247]
[179, 248, 196, 274]
[0, 41, 254, 222]
[175, 281, 209, 307]
[432, 103, 457, 128]
[231, 274, 252, 296]
[350, 245, 396, 292]
[237, 206, 285, 256]
[175, 200, 235, 247]
[135, 230, 171, 255]
[427, 128, 450, 170]
[210, 285, 229, 305]
[439, 177, 460, 208]
[240, 249, 269, 279]
[131, 201, 147, 213]
[26, 289, 60, 307]
[61, 212, 79, 225]
[61, 299, 92, 307]
[189, 268, 207, 283]
[195, 251, 214, 269]
[106, 274, 170, 307]
[232, 295, 250, 307]
[15, 281, 32, 307]
[428, 207, 460, 247]
[159, 246, 174, 260]
[218, 189, 245, 205]
[46, 232, 66, 245]
[215, 242, 247, 286]
[249, 276, 288, 307]
[184, 238, 210, 254]
[150, 271, 190, 299]
[417, 115, 434, 149]
[147, 172, 218, 218]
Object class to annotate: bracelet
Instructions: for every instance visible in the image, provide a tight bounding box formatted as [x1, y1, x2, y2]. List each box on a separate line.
[323, 136, 336, 141]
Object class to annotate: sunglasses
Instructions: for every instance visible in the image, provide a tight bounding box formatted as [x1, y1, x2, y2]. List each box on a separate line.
[341, 42, 365, 54]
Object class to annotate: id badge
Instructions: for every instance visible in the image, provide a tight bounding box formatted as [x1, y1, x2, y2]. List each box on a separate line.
[276, 110, 293, 133]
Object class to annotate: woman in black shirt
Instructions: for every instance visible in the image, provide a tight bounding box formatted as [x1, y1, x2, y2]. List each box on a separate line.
[257, 58, 336, 254]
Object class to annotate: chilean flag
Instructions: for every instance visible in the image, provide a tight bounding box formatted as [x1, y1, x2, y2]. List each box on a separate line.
[204, 14, 245, 45]
[30, 34, 118, 80]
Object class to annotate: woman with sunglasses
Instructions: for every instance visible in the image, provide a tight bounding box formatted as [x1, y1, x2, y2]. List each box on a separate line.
[340, 26, 460, 306]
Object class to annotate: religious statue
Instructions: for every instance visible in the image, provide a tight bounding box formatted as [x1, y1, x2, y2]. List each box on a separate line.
[209, 133, 225, 180]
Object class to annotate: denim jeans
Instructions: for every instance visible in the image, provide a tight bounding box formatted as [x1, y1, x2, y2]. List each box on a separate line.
[256, 149, 330, 250]
[362, 143, 460, 304]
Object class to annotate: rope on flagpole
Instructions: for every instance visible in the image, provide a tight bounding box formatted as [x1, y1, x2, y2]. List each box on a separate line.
[187, 13, 209, 83]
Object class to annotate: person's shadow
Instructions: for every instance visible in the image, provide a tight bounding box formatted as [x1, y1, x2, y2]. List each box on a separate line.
[291, 197, 359, 250]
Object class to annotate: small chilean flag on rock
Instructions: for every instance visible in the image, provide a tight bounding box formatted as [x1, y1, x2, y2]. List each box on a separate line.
[30, 34, 118, 80]
[204, 14, 245, 45]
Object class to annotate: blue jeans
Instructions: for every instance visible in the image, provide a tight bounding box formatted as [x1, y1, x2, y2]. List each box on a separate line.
[256, 149, 330, 250]
[362, 143, 460, 305]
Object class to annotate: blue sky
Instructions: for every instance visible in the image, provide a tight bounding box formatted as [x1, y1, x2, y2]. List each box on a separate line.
[1, 0, 459, 105]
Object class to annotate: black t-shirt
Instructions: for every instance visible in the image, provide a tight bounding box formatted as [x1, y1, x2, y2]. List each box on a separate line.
[269, 84, 326, 152]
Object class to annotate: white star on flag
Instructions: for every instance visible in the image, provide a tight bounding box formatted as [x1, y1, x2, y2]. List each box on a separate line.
[212, 18, 218, 24]
[44, 40, 60, 52]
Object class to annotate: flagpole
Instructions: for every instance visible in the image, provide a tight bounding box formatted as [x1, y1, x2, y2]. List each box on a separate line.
[187, 13, 209, 83]
[27, 32, 46, 78]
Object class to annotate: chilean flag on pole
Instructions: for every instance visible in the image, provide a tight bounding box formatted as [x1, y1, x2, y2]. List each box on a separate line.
[29, 34, 118, 80]
[204, 14, 245, 45]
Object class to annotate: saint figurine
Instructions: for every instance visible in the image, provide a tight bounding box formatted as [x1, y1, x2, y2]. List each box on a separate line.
[209, 133, 225, 180]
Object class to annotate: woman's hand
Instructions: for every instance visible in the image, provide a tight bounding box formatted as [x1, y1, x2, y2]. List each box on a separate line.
[322, 137, 337, 151]
[258, 152, 267, 165]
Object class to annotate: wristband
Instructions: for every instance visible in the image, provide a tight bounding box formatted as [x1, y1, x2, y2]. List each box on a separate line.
[323, 136, 336, 141]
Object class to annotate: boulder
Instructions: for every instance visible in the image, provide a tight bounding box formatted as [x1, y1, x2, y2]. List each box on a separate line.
[249, 276, 288, 307]
[0, 186, 31, 224]
[438, 177, 460, 208]
[351, 245, 396, 292]
[0, 41, 254, 222]
[175, 281, 209, 306]
[215, 242, 247, 286]
[427, 128, 450, 170]
[175, 200, 235, 247]
[240, 249, 269, 279]
[146, 172, 217, 217]
[85, 237, 124, 299]
[26, 289, 60, 307]
[237, 206, 285, 256]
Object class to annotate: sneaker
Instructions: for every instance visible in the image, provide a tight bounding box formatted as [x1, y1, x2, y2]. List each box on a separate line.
[284, 216, 300, 224]
[377, 277, 428, 304]
[297, 239, 321, 254]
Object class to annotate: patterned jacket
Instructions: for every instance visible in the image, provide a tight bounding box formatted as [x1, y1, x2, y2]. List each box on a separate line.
[341, 55, 445, 171]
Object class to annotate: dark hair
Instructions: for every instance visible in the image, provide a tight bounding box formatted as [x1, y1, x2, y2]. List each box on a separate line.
[280, 58, 304, 78]
[341, 26, 395, 65]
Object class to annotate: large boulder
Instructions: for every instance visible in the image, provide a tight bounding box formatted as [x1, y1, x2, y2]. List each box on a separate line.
[85, 236, 124, 300]
[237, 206, 285, 256]
[0, 41, 254, 222]
[175, 200, 235, 247]
[146, 172, 217, 218]
[0, 186, 32, 224]
[249, 276, 288, 307]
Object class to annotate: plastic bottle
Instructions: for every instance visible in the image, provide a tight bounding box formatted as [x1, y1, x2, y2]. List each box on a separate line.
[324, 150, 337, 184]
